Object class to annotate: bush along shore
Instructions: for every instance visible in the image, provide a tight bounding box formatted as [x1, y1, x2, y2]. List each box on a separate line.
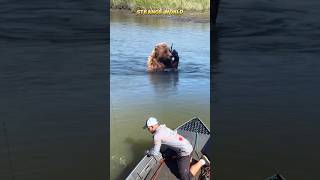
[110, 0, 210, 12]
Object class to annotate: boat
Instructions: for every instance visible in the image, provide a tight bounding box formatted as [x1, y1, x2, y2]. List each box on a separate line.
[126, 116, 211, 180]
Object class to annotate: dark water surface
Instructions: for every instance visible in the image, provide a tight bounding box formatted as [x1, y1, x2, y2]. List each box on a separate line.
[1, 0, 319, 179]
[0, 1, 107, 180]
[214, 0, 320, 179]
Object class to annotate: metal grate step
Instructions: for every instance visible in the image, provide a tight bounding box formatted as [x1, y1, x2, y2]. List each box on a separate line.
[179, 118, 210, 135]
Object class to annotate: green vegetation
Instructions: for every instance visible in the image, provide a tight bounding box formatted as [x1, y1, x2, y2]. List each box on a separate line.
[110, 0, 210, 12]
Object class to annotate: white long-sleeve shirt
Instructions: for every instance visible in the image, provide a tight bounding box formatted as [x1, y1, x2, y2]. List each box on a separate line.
[149, 124, 193, 157]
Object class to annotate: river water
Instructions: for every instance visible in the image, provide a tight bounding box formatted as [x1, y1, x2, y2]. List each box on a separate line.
[110, 11, 210, 179]
[214, 0, 320, 179]
[0, 1, 107, 180]
[2, 0, 319, 179]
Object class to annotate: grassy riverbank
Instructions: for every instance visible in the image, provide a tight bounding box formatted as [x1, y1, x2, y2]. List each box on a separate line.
[110, 0, 210, 12]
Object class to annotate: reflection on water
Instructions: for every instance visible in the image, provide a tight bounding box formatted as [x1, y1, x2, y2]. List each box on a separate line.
[110, 11, 210, 179]
[214, 0, 320, 179]
[148, 71, 179, 95]
[0, 1, 107, 179]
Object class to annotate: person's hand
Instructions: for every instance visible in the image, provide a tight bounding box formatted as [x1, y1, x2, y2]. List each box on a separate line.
[145, 150, 151, 157]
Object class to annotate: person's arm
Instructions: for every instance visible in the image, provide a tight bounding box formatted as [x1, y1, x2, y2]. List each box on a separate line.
[146, 135, 161, 156]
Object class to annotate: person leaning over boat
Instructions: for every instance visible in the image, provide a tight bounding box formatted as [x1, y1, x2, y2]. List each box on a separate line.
[143, 117, 210, 180]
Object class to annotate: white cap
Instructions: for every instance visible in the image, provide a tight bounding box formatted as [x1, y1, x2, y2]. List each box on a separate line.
[143, 117, 159, 129]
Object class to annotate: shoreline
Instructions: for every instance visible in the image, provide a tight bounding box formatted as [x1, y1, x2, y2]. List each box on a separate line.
[110, 9, 210, 23]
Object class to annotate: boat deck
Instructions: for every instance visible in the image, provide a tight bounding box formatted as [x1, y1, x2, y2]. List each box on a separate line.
[153, 156, 202, 180]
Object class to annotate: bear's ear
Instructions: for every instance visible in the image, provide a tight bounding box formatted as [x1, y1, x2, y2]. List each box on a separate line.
[153, 46, 159, 58]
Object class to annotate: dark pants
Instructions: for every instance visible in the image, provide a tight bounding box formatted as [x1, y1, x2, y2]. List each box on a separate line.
[177, 155, 192, 180]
